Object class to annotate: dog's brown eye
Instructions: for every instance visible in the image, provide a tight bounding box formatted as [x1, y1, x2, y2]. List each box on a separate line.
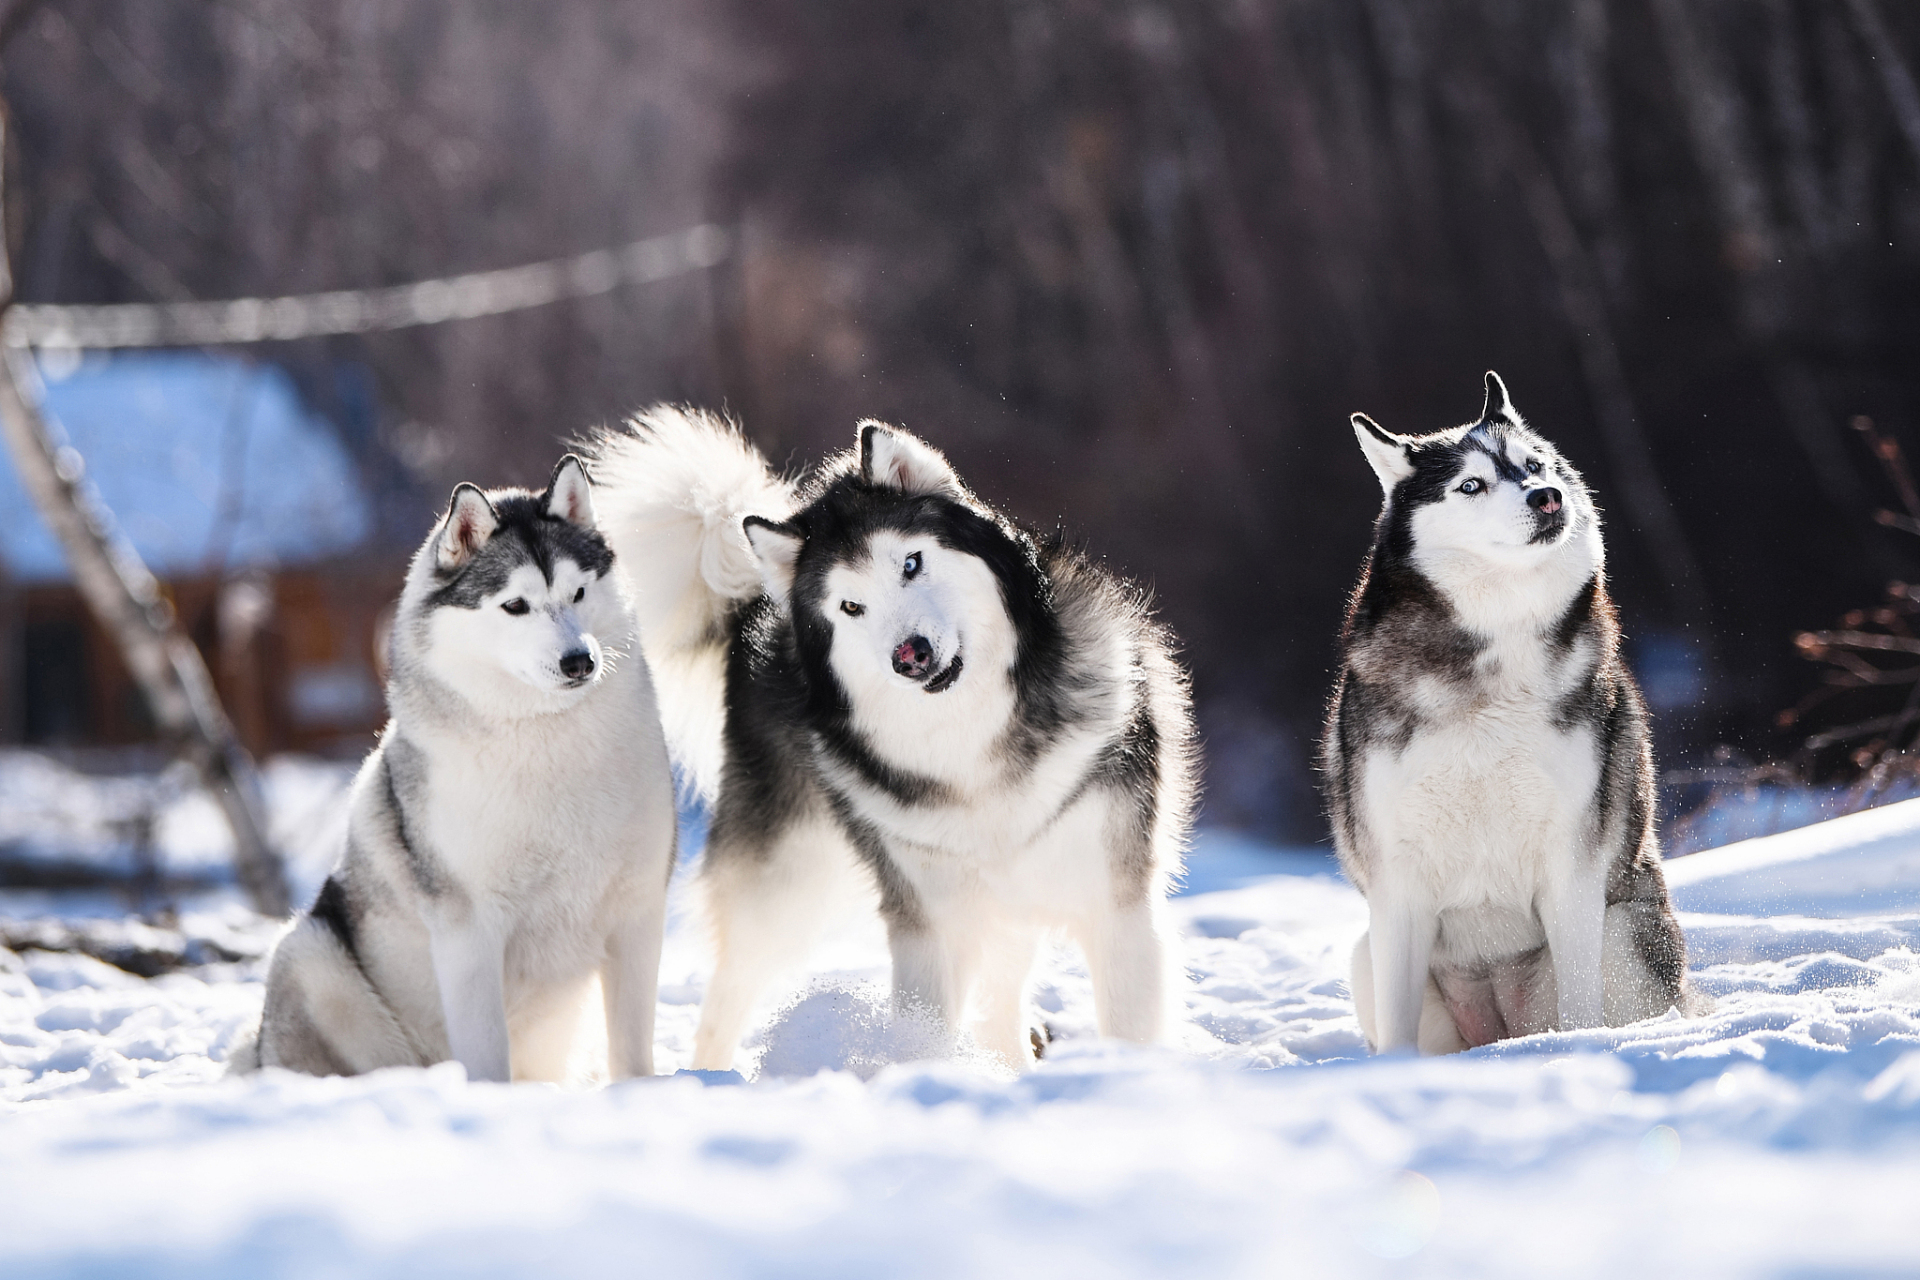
[1458, 478, 1486, 495]
[841, 600, 865, 617]
[574, 586, 586, 603]
[502, 598, 530, 615]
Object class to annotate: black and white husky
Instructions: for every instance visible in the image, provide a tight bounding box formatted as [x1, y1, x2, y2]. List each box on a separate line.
[586, 409, 1196, 1070]
[1322, 373, 1709, 1054]
[234, 457, 677, 1081]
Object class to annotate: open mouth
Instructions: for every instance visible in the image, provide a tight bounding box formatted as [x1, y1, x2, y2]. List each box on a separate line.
[922, 653, 964, 694]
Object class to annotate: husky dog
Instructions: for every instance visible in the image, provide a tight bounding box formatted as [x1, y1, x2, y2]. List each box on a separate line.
[1322, 372, 1709, 1055]
[585, 409, 1195, 1070]
[234, 457, 676, 1081]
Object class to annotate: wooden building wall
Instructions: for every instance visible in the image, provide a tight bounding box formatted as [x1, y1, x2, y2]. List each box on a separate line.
[1, 560, 403, 758]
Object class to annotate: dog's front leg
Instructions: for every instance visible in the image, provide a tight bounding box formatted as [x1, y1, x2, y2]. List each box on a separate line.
[888, 920, 956, 1028]
[1367, 892, 1437, 1053]
[603, 897, 666, 1079]
[1540, 868, 1608, 1031]
[429, 922, 511, 1082]
[1081, 900, 1171, 1044]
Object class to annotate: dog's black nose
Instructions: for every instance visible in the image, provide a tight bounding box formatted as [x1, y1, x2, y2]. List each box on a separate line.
[892, 635, 934, 679]
[560, 649, 596, 682]
[1527, 487, 1563, 515]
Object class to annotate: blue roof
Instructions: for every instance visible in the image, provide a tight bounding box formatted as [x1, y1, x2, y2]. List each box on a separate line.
[0, 352, 372, 583]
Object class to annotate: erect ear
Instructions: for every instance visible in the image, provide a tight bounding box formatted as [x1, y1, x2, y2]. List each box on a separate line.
[858, 420, 962, 498]
[435, 484, 498, 572]
[1481, 370, 1516, 424]
[742, 516, 804, 604]
[1351, 413, 1414, 492]
[544, 454, 596, 528]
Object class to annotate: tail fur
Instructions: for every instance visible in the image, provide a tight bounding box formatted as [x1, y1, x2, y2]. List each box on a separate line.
[225, 1026, 262, 1076]
[580, 406, 795, 797]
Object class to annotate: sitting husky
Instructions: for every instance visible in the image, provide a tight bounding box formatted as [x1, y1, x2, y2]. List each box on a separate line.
[585, 410, 1195, 1070]
[234, 456, 676, 1081]
[1322, 372, 1709, 1054]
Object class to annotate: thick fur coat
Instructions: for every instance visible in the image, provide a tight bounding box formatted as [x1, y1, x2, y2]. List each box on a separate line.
[234, 457, 676, 1081]
[1322, 373, 1709, 1054]
[586, 411, 1196, 1070]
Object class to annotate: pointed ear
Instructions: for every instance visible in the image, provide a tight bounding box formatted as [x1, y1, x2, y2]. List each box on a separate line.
[545, 454, 596, 528]
[742, 516, 803, 603]
[1352, 413, 1414, 492]
[1482, 370, 1515, 423]
[859, 420, 962, 497]
[436, 484, 499, 572]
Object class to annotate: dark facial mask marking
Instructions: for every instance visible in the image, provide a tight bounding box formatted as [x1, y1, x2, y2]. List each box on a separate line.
[427, 491, 614, 610]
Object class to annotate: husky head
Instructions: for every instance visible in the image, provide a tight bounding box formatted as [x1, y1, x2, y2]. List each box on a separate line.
[740, 422, 1034, 717]
[1352, 373, 1600, 597]
[399, 455, 630, 718]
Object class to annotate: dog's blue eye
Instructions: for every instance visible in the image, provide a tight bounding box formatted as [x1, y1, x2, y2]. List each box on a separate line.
[903, 553, 922, 579]
[573, 586, 585, 603]
[841, 600, 865, 617]
[1458, 478, 1485, 495]
[1526, 460, 1542, 475]
[502, 598, 530, 615]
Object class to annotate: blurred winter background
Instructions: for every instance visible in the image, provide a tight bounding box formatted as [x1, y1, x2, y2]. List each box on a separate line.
[3, 6, 1920, 1278]
[5, 1, 1920, 852]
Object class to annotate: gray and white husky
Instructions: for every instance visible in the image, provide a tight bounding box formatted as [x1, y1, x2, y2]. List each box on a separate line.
[1322, 372, 1709, 1055]
[585, 409, 1196, 1071]
[234, 457, 676, 1081]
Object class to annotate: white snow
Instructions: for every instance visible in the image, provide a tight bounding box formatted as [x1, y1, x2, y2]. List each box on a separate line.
[0, 750, 354, 890]
[3, 770, 1919, 1278]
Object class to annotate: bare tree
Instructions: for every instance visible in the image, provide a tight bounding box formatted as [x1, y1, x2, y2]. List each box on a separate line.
[0, 106, 290, 915]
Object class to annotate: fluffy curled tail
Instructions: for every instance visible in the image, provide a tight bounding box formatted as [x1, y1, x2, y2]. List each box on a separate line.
[580, 406, 794, 797]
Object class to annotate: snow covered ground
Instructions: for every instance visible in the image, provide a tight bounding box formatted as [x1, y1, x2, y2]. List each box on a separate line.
[2, 755, 1918, 1278]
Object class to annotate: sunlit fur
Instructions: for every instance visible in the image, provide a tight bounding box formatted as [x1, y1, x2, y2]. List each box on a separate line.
[1325, 373, 1709, 1055]
[234, 457, 676, 1082]
[584, 411, 1197, 1071]
[585, 406, 796, 801]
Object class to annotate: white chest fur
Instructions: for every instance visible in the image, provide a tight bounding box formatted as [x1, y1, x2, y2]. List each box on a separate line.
[404, 662, 672, 923]
[819, 638, 1137, 920]
[1358, 546, 1606, 958]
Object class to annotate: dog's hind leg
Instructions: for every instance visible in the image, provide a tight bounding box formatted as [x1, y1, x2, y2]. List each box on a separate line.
[510, 973, 596, 1084]
[1351, 929, 1462, 1054]
[693, 881, 797, 1071]
[693, 821, 861, 1071]
[1601, 899, 1702, 1022]
[257, 921, 419, 1076]
[1416, 981, 1469, 1054]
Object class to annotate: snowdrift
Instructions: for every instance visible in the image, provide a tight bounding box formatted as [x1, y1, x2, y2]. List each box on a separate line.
[3, 777, 1918, 1278]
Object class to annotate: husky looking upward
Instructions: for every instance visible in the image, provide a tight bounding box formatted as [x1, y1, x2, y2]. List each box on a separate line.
[235, 457, 676, 1081]
[1322, 372, 1708, 1055]
[585, 410, 1195, 1071]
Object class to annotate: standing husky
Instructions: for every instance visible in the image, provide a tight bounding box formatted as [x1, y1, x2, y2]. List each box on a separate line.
[235, 457, 676, 1081]
[1322, 373, 1708, 1055]
[585, 410, 1195, 1070]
